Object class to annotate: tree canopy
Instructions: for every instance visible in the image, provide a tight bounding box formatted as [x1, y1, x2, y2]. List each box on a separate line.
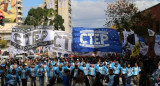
[24, 7, 65, 31]
[105, 0, 155, 37]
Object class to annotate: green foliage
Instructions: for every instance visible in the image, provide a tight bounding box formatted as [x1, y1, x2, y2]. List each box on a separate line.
[0, 39, 7, 49]
[52, 14, 65, 31]
[130, 10, 155, 37]
[24, 7, 65, 31]
[105, 0, 155, 37]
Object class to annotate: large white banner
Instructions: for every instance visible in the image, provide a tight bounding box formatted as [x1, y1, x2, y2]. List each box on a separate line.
[10, 26, 72, 53]
[154, 35, 160, 56]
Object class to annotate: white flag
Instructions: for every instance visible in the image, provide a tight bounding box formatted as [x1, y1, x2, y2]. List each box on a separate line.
[154, 35, 160, 56]
[123, 29, 134, 47]
[140, 42, 148, 56]
[148, 29, 155, 36]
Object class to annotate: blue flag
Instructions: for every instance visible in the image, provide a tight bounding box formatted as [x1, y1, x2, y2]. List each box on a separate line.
[72, 27, 122, 53]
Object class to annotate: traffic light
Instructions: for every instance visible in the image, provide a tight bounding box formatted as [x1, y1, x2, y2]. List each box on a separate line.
[0, 16, 4, 26]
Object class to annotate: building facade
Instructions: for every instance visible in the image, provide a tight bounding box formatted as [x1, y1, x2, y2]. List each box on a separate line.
[0, 0, 23, 47]
[144, 3, 160, 56]
[44, 0, 72, 33]
[16, 0, 23, 25]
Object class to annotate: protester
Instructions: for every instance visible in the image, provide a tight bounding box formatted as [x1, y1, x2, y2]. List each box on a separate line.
[37, 64, 45, 86]
[113, 62, 121, 85]
[29, 64, 37, 86]
[121, 64, 127, 86]
[88, 63, 96, 86]
[6, 69, 20, 86]
[0, 55, 159, 86]
[71, 64, 81, 86]
[19, 64, 29, 86]
[126, 63, 132, 86]
[75, 71, 86, 86]
[132, 63, 141, 86]
[0, 67, 6, 86]
[93, 72, 103, 86]
[106, 69, 115, 86]
[63, 69, 71, 86]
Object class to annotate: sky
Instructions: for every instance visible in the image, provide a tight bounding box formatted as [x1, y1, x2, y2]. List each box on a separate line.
[23, 0, 160, 28]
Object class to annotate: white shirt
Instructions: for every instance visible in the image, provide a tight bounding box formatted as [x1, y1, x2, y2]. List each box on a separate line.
[90, 67, 94, 76]
[74, 69, 78, 77]
[22, 69, 26, 79]
[134, 67, 138, 75]
[83, 67, 87, 75]
[31, 68, 35, 77]
[122, 68, 126, 74]
[99, 67, 103, 74]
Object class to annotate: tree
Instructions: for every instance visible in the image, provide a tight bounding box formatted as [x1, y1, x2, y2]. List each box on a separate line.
[105, 0, 155, 37]
[52, 14, 65, 31]
[24, 7, 65, 31]
[0, 39, 7, 49]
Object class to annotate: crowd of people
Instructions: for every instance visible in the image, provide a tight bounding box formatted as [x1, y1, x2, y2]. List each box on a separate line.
[0, 55, 160, 86]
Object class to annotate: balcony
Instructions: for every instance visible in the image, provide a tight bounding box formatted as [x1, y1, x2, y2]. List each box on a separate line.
[17, 15, 22, 18]
[17, 4, 22, 7]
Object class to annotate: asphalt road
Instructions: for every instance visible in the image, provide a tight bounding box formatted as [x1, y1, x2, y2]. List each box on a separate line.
[26, 77, 135, 86]
[1, 77, 135, 86]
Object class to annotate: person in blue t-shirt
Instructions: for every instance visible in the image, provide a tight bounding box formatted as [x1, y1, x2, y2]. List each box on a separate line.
[88, 63, 96, 86]
[29, 64, 37, 86]
[113, 63, 121, 85]
[6, 69, 20, 86]
[127, 63, 132, 86]
[62, 69, 71, 86]
[19, 65, 29, 86]
[56, 64, 64, 80]
[47, 64, 56, 81]
[121, 64, 128, 86]
[96, 62, 105, 81]
[37, 64, 45, 86]
[132, 63, 141, 86]
[0, 67, 7, 86]
[80, 63, 89, 76]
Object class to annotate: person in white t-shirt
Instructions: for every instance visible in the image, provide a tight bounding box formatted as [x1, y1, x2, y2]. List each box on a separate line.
[132, 63, 141, 86]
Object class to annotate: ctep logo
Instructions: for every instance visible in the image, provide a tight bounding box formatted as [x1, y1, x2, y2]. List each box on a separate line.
[79, 30, 110, 48]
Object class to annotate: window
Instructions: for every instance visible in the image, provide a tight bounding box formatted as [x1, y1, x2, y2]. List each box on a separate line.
[156, 21, 159, 32]
[18, 12, 22, 15]
[17, 1, 21, 4]
[18, 7, 21, 10]
[18, 17, 22, 20]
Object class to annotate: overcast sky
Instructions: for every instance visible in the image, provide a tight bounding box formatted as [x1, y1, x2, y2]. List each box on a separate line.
[23, 0, 160, 28]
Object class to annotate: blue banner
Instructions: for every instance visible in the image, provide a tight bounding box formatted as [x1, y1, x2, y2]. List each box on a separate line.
[72, 27, 122, 53]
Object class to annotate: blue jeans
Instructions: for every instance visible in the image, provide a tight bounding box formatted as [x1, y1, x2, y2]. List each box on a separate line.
[127, 76, 132, 85]
[39, 77, 44, 86]
[122, 74, 127, 85]
[31, 77, 36, 86]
